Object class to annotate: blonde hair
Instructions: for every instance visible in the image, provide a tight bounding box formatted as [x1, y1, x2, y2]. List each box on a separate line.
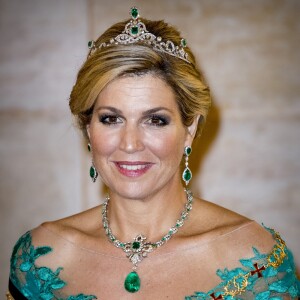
[69, 19, 211, 139]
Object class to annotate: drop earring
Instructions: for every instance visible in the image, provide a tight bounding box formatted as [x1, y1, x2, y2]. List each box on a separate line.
[90, 163, 98, 183]
[182, 146, 192, 185]
[88, 143, 98, 183]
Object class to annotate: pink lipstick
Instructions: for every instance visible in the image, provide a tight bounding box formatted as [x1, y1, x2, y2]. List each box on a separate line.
[114, 161, 153, 177]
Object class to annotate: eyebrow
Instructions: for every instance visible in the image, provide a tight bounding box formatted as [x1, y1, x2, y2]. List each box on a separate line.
[95, 106, 122, 115]
[142, 107, 173, 116]
[95, 106, 173, 115]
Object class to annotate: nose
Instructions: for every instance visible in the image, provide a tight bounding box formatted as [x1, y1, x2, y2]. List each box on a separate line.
[119, 123, 144, 153]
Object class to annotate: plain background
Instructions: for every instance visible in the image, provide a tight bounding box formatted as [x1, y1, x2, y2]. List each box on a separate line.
[0, 0, 299, 295]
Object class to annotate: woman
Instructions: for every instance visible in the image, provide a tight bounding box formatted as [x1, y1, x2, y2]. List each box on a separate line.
[7, 7, 299, 300]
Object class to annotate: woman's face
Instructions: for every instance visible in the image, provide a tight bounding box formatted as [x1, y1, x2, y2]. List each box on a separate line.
[87, 75, 197, 200]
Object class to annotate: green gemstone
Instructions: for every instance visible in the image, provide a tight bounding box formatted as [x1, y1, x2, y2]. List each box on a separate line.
[124, 271, 140, 293]
[87, 143, 91, 152]
[90, 166, 95, 178]
[183, 168, 192, 182]
[131, 26, 139, 35]
[132, 242, 140, 249]
[185, 146, 192, 156]
[131, 7, 139, 19]
[181, 38, 187, 47]
[88, 40, 94, 49]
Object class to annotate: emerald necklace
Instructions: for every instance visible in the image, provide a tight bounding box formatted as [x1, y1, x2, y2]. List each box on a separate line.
[101, 189, 193, 293]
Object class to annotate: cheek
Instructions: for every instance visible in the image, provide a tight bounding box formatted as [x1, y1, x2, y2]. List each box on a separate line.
[89, 127, 119, 157]
[145, 129, 186, 162]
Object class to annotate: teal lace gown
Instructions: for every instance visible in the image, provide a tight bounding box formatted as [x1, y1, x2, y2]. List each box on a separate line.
[8, 225, 300, 300]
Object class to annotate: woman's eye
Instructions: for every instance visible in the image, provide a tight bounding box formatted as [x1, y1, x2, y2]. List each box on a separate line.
[146, 115, 169, 127]
[99, 114, 122, 125]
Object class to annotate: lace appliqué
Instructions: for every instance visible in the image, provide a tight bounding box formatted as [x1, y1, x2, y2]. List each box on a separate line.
[10, 231, 97, 300]
[185, 228, 300, 300]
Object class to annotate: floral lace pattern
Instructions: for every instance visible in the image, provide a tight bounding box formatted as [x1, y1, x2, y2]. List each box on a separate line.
[185, 228, 300, 300]
[9, 228, 299, 299]
[9, 231, 97, 300]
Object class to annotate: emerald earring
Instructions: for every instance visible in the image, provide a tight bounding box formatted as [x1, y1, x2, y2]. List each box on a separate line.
[88, 143, 98, 183]
[90, 163, 98, 183]
[182, 146, 192, 185]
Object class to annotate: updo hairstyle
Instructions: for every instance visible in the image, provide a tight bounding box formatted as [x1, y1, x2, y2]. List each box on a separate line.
[69, 18, 211, 139]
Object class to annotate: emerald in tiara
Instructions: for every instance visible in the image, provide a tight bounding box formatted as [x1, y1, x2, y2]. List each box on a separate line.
[88, 7, 190, 63]
[131, 7, 139, 19]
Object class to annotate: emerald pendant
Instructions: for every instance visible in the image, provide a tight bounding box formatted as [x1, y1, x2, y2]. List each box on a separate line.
[89, 165, 98, 182]
[124, 271, 140, 293]
[182, 167, 192, 185]
[90, 166, 96, 178]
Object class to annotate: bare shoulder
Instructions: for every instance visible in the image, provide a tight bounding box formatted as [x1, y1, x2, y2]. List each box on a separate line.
[33, 205, 103, 245]
[186, 197, 276, 256]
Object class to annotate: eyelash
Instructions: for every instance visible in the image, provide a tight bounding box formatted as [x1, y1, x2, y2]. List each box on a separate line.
[98, 113, 170, 127]
[146, 114, 170, 127]
[99, 114, 121, 125]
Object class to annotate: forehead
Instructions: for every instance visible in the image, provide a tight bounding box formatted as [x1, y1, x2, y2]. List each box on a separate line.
[95, 75, 178, 111]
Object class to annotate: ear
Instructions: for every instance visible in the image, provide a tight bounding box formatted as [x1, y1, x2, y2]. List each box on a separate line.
[185, 115, 200, 145]
[86, 124, 91, 139]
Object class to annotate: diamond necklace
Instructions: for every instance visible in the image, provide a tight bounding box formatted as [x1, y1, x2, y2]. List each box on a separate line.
[101, 188, 193, 293]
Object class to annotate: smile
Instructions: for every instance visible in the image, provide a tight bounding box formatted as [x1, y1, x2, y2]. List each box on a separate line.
[114, 162, 153, 177]
[119, 164, 148, 170]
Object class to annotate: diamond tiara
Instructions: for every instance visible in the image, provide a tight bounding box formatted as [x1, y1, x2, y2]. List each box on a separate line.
[87, 7, 190, 63]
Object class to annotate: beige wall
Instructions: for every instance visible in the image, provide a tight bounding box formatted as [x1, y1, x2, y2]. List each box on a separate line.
[0, 0, 299, 293]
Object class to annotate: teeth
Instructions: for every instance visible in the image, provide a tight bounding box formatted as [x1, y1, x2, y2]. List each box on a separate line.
[119, 164, 147, 171]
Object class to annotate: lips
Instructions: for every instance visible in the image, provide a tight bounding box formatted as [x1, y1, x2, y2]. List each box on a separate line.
[119, 164, 148, 170]
[114, 161, 153, 177]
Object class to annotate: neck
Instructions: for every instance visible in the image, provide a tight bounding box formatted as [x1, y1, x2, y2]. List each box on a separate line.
[105, 183, 189, 242]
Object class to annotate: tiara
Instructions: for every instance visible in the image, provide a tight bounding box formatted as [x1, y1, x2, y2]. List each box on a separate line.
[87, 7, 190, 63]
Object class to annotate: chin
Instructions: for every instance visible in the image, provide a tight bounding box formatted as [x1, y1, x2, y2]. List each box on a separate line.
[109, 182, 159, 200]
